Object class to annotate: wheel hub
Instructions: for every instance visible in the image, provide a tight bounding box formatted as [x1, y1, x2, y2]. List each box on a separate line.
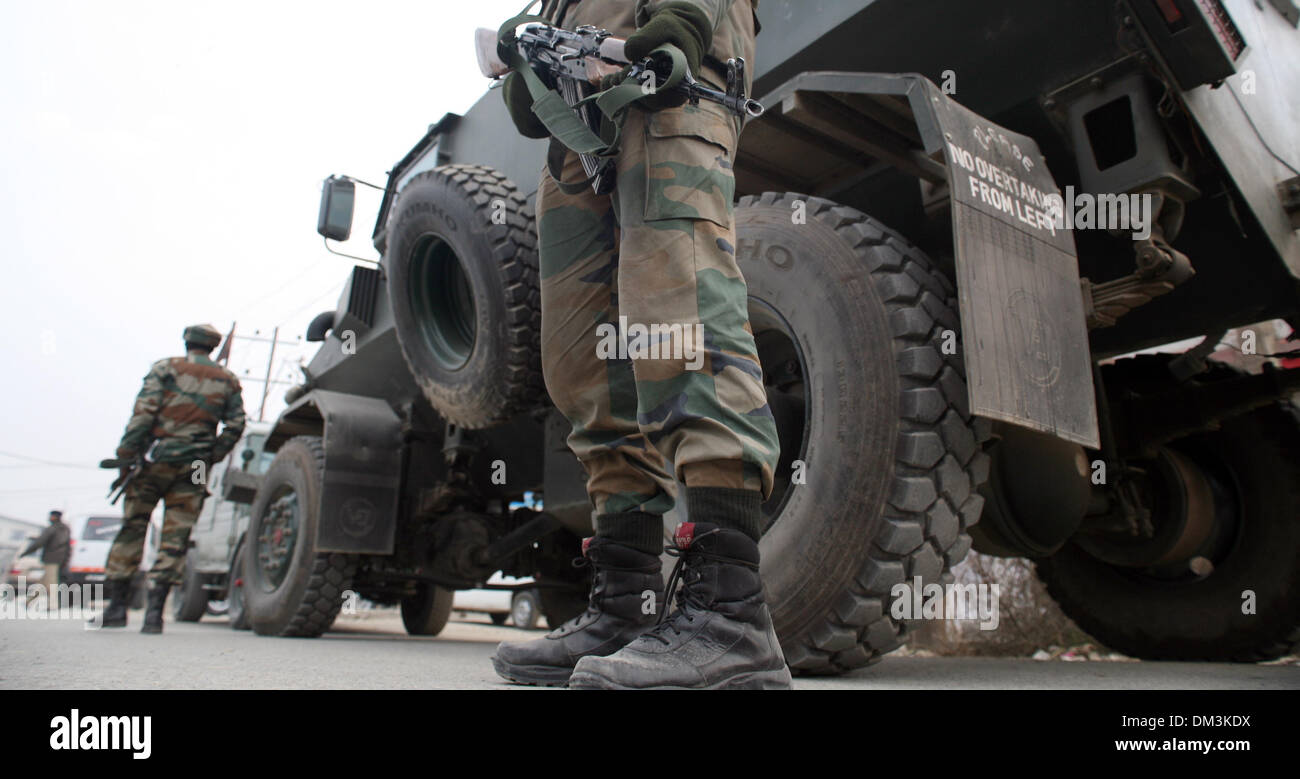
[1077, 447, 1217, 570]
[408, 234, 476, 371]
[258, 489, 300, 589]
[513, 597, 534, 626]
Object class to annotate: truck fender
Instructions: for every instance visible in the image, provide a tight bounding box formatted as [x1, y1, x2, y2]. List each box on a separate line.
[264, 389, 402, 555]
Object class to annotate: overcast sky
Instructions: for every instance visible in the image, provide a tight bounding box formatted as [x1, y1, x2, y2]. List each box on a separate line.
[0, 0, 528, 523]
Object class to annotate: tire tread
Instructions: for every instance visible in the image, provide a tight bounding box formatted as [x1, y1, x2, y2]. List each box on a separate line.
[738, 192, 989, 674]
[272, 436, 356, 638]
[392, 165, 543, 429]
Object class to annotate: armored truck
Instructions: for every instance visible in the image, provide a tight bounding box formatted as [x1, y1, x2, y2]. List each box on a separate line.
[243, 0, 1300, 671]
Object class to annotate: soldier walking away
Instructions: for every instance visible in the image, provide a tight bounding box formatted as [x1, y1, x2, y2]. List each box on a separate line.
[492, 0, 791, 689]
[22, 510, 71, 608]
[100, 324, 246, 633]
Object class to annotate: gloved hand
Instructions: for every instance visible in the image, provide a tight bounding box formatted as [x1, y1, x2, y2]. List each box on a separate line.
[502, 71, 550, 139]
[624, 2, 713, 110]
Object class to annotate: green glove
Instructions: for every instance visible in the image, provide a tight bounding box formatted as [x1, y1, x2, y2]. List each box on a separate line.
[502, 71, 550, 139]
[624, 2, 713, 110]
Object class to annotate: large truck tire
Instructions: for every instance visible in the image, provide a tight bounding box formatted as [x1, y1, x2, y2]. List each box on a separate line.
[172, 549, 209, 622]
[386, 164, 543, 429]
[1037, 398, 1300, 661]
[735, 193, 990, 675]
[244, 436, 356, 638]
[400, 583, 455, 636]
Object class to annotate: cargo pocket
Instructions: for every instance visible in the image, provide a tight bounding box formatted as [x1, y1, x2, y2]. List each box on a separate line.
[643, 105, 738, 227]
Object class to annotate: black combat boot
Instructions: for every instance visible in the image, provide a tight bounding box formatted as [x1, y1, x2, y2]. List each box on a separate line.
[568, 522, 793, 689]
[141, 582, 170, 634]
[492, 537, 665, 686]
[97, 579, 130, 628]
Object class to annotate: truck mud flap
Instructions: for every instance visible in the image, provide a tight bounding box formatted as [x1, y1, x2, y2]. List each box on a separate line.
[270, 389, 403, 554]
[926, 81, 1099, 447]
[742, 72, 1099, 447]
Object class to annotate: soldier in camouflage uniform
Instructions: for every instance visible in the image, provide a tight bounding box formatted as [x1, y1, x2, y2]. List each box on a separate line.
[101, 324, 246, 633]
[492, 0, 791, 688]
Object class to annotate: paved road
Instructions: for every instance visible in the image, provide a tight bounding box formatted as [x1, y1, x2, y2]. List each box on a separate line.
[2, 608, 1296, 690]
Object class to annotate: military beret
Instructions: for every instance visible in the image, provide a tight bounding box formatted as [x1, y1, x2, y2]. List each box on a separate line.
[183, 323, 223, 348]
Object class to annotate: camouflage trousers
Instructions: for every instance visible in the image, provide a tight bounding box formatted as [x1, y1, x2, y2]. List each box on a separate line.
[106, 460, 207, 586]
[537, 97, 780, 516]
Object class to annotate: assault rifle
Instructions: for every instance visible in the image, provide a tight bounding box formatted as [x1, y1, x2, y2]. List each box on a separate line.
[477, 22, 764, 193]
[100, 441, 158, 505]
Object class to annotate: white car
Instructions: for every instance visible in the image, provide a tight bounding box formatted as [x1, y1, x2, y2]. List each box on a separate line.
[452, 573, 544, 629]
[4, 553, 45, 590]
[65, 514, 157, 605]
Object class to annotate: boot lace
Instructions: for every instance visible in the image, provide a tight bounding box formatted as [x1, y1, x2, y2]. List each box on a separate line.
[550, 552, 658, 635]
[644, 529, 758, 645]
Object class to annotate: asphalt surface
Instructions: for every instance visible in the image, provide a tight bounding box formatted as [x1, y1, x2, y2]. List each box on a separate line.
[3, 606, 1297, 690]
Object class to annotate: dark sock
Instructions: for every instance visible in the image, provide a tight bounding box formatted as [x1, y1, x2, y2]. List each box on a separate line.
[594, 511, 664, 555]
[685, 486, 763, 542]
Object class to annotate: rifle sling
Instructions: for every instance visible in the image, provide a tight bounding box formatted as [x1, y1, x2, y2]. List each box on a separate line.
[498, 3, 687, 193]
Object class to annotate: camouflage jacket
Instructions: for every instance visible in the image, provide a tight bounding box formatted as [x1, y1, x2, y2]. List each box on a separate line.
[550, 0, 759, 90]
[116, 351, 247, 464]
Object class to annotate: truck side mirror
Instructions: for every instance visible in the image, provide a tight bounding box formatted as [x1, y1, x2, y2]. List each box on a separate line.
[317, 175, 356, 241]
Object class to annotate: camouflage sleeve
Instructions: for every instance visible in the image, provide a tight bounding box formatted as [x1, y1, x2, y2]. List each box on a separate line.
[635, 0, 732, 32]
[116, 361, 167, 458]
[211, 377, 246, 462]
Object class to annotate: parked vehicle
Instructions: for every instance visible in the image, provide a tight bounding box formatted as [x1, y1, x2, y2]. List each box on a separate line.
[452, 573, 544, 629]
[33, 514, 158, 607]
[65, 515, 125, 588]
[5, 553, 44, 591]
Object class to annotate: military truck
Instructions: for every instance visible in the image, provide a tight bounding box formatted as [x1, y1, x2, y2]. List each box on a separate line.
[242, 0, 1300, 671]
